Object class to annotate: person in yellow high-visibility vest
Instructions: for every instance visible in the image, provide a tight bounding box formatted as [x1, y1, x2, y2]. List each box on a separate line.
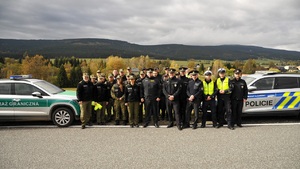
[215, 68, 234, 130]
[202, 70, 218, 128]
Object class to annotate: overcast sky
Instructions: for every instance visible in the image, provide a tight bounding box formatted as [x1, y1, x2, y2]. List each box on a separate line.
[0, 0, 300, 51]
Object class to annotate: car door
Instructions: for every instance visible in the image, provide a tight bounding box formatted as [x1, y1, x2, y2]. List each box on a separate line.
[244, 77, 276, 114]
[0, 83, 14, 121]
[272, 77, 300, 111]
[13, 83, 49, 121]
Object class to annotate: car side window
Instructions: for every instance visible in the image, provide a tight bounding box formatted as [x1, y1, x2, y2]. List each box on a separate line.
[0, 83, 12, 95]
[15, 83, 45, 95]
[274, 77, 298, 89]
[252, 77, 274, 90]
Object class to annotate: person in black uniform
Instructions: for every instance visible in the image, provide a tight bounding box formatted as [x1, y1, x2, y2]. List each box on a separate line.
[202, 70, 218, 128]
[105, 74, 115, 122]
[136, 71, 146, 123]
[163, 68, 182, 130]
[184, 70, 203, 129]
[215, 68, 234, 130]
[95, 75, 109, 125]
[76, 73, 95, 129]
[178, 67, 189, 127]
[231, 69, 248, 127]
[140, 68, 161, 128]
[160, 74, 169, 120]
[125, 75, 141, 128]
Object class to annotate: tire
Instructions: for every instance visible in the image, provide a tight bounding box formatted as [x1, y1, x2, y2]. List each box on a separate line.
[52, 107, 74, 127]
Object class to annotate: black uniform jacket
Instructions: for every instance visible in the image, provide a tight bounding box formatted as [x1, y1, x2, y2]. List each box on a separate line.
[76, 80, 94, 101]
[125, 83, 140, 103]
[186, 78, 203, 101]
[140, 77, 161, 100]
[231, 78, 248, 100]
[95, 82, 109, 102]
[163, 76, 182, 100]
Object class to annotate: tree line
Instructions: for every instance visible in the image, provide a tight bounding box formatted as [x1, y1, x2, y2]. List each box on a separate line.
[0, 55, 297, 88]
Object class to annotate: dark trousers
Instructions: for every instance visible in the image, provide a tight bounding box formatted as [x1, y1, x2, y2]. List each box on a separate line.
[106, 98, 114, 121]
[231, 100, 243, 126]
[202, 100, 217, 126]
[139, 102, 144, 123]
[179, 98, 187, 124]
[159, 97, 166, 120]
[144, 99, 159, 124]
[217, 96, 232, 126]
[185, 100, 200, 126]
[166, 100, 180, 125]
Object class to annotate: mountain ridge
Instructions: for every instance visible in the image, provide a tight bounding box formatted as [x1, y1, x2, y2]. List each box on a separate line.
[0, 38, 299, 60]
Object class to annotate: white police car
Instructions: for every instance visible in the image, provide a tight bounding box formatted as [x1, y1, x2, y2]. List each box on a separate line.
[242, 73, 300, 116]
[0, 75, 80, 127]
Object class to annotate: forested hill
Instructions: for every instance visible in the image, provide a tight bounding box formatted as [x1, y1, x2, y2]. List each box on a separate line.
[0, 38, 299, 60]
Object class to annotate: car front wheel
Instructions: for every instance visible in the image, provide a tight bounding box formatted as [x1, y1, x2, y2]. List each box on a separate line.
[52, 107, 74, 127]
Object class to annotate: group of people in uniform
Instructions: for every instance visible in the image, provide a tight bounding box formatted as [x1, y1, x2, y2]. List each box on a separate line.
[76, 66, 248, 130]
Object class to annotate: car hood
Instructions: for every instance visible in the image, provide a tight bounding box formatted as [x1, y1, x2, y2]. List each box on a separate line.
[55, 90, 77, 100]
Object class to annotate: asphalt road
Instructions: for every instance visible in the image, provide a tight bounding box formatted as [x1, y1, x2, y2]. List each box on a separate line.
[1, 124, 300, 169]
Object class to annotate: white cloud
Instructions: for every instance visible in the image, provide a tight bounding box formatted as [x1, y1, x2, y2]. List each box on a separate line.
[0, 0, 299, 51]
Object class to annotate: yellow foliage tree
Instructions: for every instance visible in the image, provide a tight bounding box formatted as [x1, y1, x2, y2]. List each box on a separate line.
[106, 56, 126, 72]
[187, 59, 196, 69]
[170, 60, 179, 70]
[22, 55, 48, 79]
[1, 58, 22, 78]
[212, 59, 224, 76]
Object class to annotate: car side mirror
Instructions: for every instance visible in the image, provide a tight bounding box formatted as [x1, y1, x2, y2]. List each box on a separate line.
[248, 86, 257, 92]
[32, 92, 43, 98]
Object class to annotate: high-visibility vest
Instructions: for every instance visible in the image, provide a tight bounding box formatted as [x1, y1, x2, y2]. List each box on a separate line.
[203, 80, 214, 95]
[217, 77, 229, 91]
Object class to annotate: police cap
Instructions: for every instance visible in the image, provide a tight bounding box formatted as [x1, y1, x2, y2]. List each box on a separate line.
[169, 68, 176, 74]
[234, 69, 242, 74]
[96, 70, 101, 73]
[190, 70, 199, 76]
[204, 70, 212, 76]
[164, 67, 169, 70]
[179, 67, 188, 72]
[147, 68, 154, 73]
[218, 68, 226, 73]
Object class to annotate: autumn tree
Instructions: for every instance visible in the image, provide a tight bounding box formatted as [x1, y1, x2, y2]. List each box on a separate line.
[212, 59, 224, 76]
[22, 55, 48, 79]
[105, 55, 126, 71]
[0, 58, 22, 78]
[243, 59, 257, 74]
[187, 59, 196, 69]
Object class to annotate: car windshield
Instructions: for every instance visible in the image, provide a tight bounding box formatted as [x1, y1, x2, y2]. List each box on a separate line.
[242, 76, 256, 85]
[33, 80, 64, 94]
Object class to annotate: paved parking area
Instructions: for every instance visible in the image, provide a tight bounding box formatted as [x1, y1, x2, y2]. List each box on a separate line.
[1, 124, 299, 169]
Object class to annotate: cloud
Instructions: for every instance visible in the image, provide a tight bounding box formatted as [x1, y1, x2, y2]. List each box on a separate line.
[0, 0, 299, 51]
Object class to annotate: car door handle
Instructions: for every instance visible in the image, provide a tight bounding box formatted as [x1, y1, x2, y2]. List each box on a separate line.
[13, 99, 20, 102]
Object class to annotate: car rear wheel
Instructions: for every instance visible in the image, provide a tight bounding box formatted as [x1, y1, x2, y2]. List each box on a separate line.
[52, 107, 74, 127]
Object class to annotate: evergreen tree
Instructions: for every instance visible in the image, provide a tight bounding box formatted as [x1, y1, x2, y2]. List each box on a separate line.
[199, 63, 205, 74]
[57, 65, 69, 88]
[69, 66, 77, 87]
[0, 56, 4, 64]
[75, 66, 83, 85]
